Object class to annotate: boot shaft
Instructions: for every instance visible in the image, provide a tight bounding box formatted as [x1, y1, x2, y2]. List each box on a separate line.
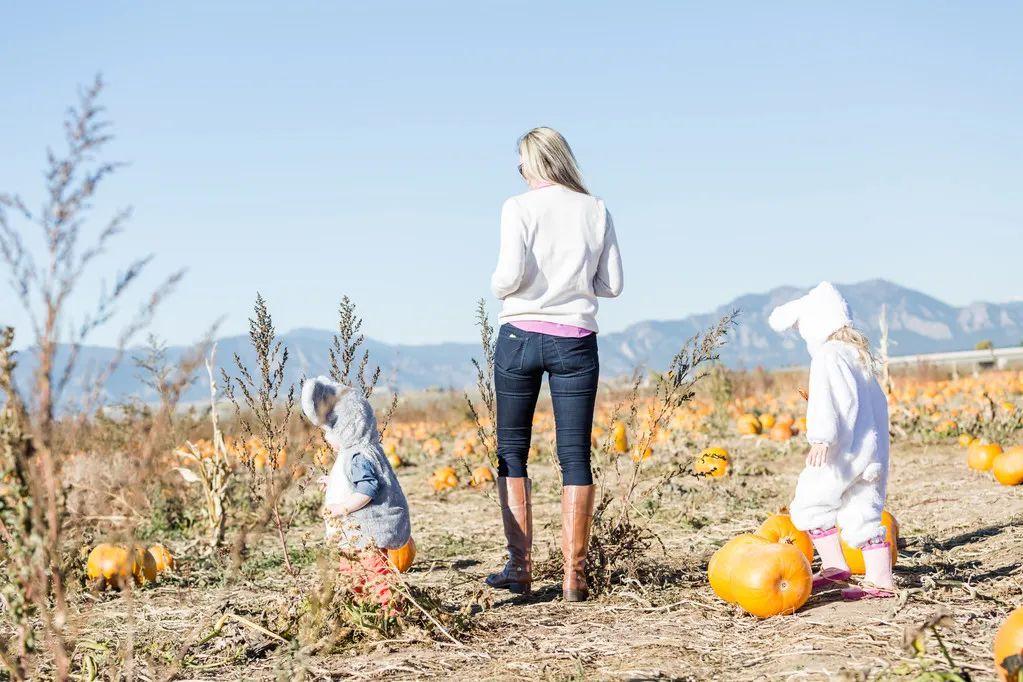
[561, 484, 595, 600]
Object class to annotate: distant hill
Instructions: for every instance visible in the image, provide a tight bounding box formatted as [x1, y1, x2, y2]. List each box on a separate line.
[10, 279, 1023, 407]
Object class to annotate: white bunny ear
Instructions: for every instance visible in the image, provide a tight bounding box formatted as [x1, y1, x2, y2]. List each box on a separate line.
[768, 298, 803, 333]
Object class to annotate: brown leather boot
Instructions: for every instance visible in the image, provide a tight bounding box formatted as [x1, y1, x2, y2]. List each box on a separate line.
[485, 477, 532, 594]
[561, 484, 595, 602]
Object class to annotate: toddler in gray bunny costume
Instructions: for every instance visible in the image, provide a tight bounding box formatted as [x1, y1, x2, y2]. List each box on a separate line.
[301, 376, 411, 553]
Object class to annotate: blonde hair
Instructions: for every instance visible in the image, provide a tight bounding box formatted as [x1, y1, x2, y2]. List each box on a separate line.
[828, 325, 878, 374]
[518, 127, 589, 195]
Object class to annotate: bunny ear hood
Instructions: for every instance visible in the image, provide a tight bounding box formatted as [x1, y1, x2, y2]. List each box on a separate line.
[301, 376, 379, 451]
[302, 376, 344, 427]
[768, 281, 852, 354]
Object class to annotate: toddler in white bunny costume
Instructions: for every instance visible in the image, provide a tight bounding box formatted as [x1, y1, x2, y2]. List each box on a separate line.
[769, 282, 894, 600]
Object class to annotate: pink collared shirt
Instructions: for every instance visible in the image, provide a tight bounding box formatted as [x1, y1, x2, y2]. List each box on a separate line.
[509, 320, 595, 338]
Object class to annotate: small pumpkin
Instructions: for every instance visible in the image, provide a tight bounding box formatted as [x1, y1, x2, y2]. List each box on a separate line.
[737, 414, 762, 436]
[759, 414, 777, 430]
[631, 446, 653, 462]
[968, 442, 1003, 471]
[768, 423, 794, 442]
[387, 536, 417, 573]
[992, 447, 1023, 486]
[147, 544, 175, 573]
[994, 606, 1023, 681]
[757, 513, 813, 564]
[840, 510, 899, 575]
[429, 466, 459, 492]
[133, 547, 159, 585]
[729, 541, 812, 618]
[694, 447, 729, 478]
[86, 544, 135, 590]
[613, 423, 629, 454]
[470, 465, 495, 487]
[708, 534, 768, 604]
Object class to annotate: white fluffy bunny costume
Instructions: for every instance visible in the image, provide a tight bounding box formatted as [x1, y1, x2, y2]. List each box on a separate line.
[301, 376, 411, 551]
[768, 282, 891, 547]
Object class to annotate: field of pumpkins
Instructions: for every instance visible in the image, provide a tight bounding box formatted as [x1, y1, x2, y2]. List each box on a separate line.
[35, 368, 1023, 678]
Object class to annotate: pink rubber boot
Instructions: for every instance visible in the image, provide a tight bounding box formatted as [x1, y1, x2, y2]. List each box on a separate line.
[842, 540, 896, 601]
[809, 527, 851, 591]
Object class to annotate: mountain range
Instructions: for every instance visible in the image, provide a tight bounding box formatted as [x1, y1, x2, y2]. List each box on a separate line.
[10, 279, 1023, 407]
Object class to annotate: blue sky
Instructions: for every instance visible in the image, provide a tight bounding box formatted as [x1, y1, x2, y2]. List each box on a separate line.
[1, 2, 1020, 348]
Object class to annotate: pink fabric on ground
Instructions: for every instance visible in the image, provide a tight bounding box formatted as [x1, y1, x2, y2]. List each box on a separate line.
[510, 320, 595, 338]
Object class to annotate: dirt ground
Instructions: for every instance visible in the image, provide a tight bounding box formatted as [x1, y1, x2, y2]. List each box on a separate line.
[76, 438, 1022, 681]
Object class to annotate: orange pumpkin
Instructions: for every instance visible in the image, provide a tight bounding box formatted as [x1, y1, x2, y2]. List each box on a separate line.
[840, 510, 899, 575]
[757, 513, 813, 564]
[147, 544, 175, 573]
[694, 447, 729, 478]
[992, 447, 1023, 486]
[995, 606, 1023, 681]
[769, 423, 794, 442]
[759, 414, 777, 430]
[737, 414, 762, 436]
[729, 542, 812, 618]
[470, 465, 495, 487]
[86, 543, 135, 589]
[133, 547, 159, 585]
[958, 433, 976, 448]
[613, 423, 629, 454]
[387, 537, 417, 573]
[708, 534, 768, 604]
[968, 442, 1003, 471]
[631, 446, 653, 462]
[429, 466, 459, 492]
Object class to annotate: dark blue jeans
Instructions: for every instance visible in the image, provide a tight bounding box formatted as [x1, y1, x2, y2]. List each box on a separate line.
[494, 324, 599, 486]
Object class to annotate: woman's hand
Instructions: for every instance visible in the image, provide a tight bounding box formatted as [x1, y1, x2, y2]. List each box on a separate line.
[806, 442, 829, 468]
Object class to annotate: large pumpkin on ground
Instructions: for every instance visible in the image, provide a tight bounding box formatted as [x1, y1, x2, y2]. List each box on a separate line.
[86, 544, 135, 589]
[694, 447, 729, 478]
[840, 510, 899, 575]
[708, 534, 768, 604]
[388, 536, 417, 573]
[757, 513, 813, 564]
[728, 542, 812, 618]
[968, 442, 1003, 471]
[994, 606, 1023, 681]
[992, 447, 1023, 486]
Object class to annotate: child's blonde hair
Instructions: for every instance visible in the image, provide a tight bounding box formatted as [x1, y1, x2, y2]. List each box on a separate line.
[518, 127, 589, 195]
[828, 325, 878, 374]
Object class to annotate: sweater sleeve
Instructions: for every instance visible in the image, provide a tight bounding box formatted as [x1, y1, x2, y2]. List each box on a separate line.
[805, 349, 859, 446]
[349, 453, 380, 500]
[593, 209, 624, 298]
[490, 198, 528, 299]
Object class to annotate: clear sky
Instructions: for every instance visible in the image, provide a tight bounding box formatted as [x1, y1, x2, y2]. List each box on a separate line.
[2, 2, 1020, 348]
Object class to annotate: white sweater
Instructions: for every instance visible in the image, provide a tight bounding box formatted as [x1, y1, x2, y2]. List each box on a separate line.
[490, 185, 624, 332]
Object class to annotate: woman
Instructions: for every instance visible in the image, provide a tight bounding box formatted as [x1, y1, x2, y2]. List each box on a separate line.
[485, 126, 623, 601]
